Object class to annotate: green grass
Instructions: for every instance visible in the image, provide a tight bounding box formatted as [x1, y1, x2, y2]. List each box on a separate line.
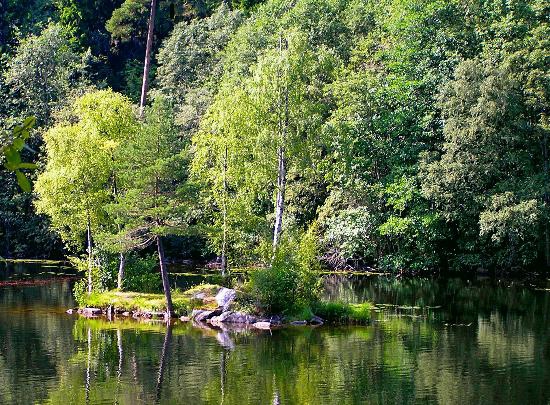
[78, 284, 223, 316]
[312, 301, 374, 324]
[0, 258, 68, 265]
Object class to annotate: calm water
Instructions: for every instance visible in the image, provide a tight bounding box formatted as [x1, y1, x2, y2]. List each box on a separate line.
[1, 262, 549, 404]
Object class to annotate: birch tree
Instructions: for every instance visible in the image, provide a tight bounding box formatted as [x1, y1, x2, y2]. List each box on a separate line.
[34, 90, 138, 292]
[195, 30, 333, 261]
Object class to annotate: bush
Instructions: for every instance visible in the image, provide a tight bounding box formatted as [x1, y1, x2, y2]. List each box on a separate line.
[72, 252, 162, 305]
[70, 255, 116, 305]
[312, 301, 373, 324]
[248, 230, 322, 315]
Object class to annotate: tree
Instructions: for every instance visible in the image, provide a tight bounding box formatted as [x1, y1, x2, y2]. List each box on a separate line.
[421, 39, 549, 269]
[3, 24, 88, 127]
[1, 117, 37, 192]
[156, 3, 243, 137]
[34, 90, 138, 292]
[195, 29, 333, 262]
[113, 96, 187, 315]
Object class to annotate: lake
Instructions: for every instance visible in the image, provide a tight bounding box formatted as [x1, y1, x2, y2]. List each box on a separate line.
[1, 262, 549, 404]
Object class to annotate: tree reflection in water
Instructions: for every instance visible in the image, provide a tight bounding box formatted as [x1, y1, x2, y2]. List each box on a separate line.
[0, 274, 549, 404]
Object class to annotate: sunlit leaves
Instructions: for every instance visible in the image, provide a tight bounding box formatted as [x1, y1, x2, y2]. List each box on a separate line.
[1, 116, 36, 192]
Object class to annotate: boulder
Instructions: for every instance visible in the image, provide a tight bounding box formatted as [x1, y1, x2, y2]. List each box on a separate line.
[193, 310, 211, 322]
[290, 320, 307, 326]
[215, 288, 237, 311]
[81, 307, 101, 317]
[122, 311, 130, 317]
[194, 307, 223, 322]
[209, 311, 233, 324]
[253, 321, 272, 330]
[147, 311, 166, 319]
[191, 309, 205, 318]
[310, 315, 324, 326]
[180, 316, 191, 322]
[222, 311, 257, 324]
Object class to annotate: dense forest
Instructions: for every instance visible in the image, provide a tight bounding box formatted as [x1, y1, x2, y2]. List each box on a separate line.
[1, 0, 549, 278]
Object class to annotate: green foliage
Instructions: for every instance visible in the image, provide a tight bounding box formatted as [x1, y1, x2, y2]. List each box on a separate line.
[121, 254, 161, 292]
[111, 95, 187, 248]
[421, 16, 550, 269]
[1, 117, 36, 192]
[106, 0, 183, 43]
[35, 89, 138, 248]
[156, 4, 243, 136]
[4, 24, 88, 126]
[76, 290, 192, 314]
[106, 0, 150, 41]
[3, 0, 550, 275]
[312, 301, 373, 324]
[71, 255, 115, 304]
[248, 233, 321, 314]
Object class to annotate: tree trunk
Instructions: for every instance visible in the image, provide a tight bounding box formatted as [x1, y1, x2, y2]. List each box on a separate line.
[273, 35, 289, 251]
[156, 236, 174, 317]
[139, 0, 157, 118]
[273, 146, 286, 249]
[117, 252, 126, 290]
[221, 145, 228, 276]
[543, 128, 550, 269]
[85, 327, 92, 405]
[155, 323, 172, 403]
[86, 213, 93, 294]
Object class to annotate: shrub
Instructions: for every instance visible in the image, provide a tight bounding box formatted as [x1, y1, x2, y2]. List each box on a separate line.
[70, 255, 116, 305]
[312, 301, 373, 324]
[248, 230, 322, 315]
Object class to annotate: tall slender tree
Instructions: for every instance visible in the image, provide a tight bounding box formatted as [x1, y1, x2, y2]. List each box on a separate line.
[139, 0, 157, 117]
[114, 96, 186, 316]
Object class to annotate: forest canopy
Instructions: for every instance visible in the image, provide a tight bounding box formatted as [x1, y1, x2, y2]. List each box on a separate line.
[1, 0, 549, 275]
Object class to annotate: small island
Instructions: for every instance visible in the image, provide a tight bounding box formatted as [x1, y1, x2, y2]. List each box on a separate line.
[74, 283, 374, 328]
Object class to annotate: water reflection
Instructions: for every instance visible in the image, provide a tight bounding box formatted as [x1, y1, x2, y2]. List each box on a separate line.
[0, 268, 549, 404]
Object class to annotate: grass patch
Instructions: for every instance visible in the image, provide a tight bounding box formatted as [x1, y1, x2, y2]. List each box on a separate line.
[0, 258, 68, 265]
[78, 284, 223, 315]
[312, 301, 374, 324]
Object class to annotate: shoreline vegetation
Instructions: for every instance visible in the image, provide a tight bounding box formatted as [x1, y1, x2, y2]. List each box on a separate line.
[73, 284, 374, 327]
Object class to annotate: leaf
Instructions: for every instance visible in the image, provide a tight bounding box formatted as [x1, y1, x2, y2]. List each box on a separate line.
[4, 148, 21, 166]
[22, 116, 36, 130]
[12, 138, 25, 151]
[17, 162, 38, 170]
[15, 170, 31, 192]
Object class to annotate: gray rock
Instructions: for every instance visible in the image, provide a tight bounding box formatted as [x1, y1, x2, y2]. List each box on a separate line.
[194, 310, 212, 322]
[122, 311, 130, 317]
[222, 311, 257, 324]
[310, 315, 324, 325]
[147, 311, 166, 319]
[215, 288, 237, 311]
[180, 316, 191, 322]
[191, 309, 206, 319]
[193, 292, 207, 300]
[209, 311, 233, 324]
[290, 320, 308, 326]
[195, 307, 223, 322]
[66, 309, 75, 314]
[253, 321, 272, 330]
[81, 307, 101, 317]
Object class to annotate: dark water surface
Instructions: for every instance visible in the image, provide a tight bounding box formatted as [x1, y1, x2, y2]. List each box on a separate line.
[1, 262, 549, 404]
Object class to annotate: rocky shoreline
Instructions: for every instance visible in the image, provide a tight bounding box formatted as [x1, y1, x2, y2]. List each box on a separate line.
[69, 287, 327, 330]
